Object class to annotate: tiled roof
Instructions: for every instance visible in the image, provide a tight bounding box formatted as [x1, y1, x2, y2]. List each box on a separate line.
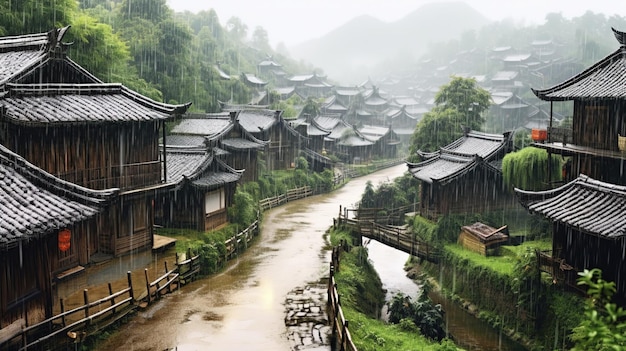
[0, 28, 70, 85]
[515, 174, 626, 239]
[442, 131, 507, 158]
[533, 29, 626, 100]
[408, 131, 510, 184]
[170, 115, 232, 138]
[190, 158, 242, 190]
[221, 138, 265, 150]
[166, 135, 207, 148]
[0, 83, 190, 126]
[165, 150, 212, 184]
[237, 109, 278, 133]
[242, 73, 267, 86]
[0, 144, 117, 250]
[314, 114, 342, 131]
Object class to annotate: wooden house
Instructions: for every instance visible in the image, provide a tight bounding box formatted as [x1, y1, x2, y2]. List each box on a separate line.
[357, 125, 399, 159]
[233, 108, 305, 171]
[289, 113, 334, 172]
[0, 28, 191, 259]
[326, 121, 374, 163]
[531, 27, 626, 186]
[158, 149, 242, 231]
[458, 222, 509, 256]
[515, 175, 626, 301]
[0, 144, 116, 343]
[287, 73, 333, 98]
[167, 112, 266, 182]
[386, 105, 420, 147]
[489, 91, 533, 131]
[321, 95, 349, 117]
[407, 130, 514, 220]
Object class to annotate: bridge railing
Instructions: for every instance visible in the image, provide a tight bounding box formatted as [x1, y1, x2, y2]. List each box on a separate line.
[336, 206, 440, 262]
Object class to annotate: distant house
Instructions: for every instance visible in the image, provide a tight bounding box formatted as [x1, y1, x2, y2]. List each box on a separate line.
[158, 149, 242, 231]
[234, 108, 305, 170]
[287, 73, 333, 98]
[515, 175, 626, 301]
[407, 130, 514, 219]
[531, 27, 626, 186]
[0, 144, 116, 339]
[290, 113, 334, 172]
[0, 28, 191, 260]
[357, 125, 400, 159]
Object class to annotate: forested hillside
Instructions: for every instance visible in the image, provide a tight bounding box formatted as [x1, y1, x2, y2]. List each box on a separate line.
[2, 1, 626, 115]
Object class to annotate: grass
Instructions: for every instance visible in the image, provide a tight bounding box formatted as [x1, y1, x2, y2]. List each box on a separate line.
[331, 226, 459, 351]
[444, 239, 552, 276]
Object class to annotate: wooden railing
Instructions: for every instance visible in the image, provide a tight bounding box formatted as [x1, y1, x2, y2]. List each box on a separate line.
[259, 186, 313, 210]
[337, 207, 440, 262]
[224, 220, 260, 260]
[143, 262, 180, 306]
[13, 272, 136, 350]
[328, 244, 358, 351]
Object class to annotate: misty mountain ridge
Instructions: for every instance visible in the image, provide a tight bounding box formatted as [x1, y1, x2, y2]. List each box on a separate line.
[288, 1, 490, 84]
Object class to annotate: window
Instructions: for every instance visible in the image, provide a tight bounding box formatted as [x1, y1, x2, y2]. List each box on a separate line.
[205, 189, 225, 214]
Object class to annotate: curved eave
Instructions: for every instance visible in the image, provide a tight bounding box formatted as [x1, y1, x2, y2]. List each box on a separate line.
[531, 46, 626, 101]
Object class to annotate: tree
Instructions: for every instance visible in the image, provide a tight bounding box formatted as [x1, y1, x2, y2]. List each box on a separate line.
[408, 76, 491, 156]
[0, 0, 77, 35]
[434, 76, 491, 131]
[502, 146, 562, 191]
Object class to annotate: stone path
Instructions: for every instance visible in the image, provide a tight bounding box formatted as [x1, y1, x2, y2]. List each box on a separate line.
[284, 284, 331, 350]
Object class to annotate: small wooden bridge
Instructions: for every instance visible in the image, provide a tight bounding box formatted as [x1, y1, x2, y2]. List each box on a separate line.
[337, 207, 440, 262]
[336, 206, 440, 263]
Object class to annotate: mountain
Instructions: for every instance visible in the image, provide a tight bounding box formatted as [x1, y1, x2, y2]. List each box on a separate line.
[288, 1, 490, 84]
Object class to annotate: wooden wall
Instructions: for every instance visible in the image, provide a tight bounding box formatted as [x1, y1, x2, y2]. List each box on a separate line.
[3, 122, 163, 191]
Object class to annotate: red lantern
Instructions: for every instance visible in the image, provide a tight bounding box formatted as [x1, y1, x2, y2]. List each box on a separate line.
[58, 229, 71, 252]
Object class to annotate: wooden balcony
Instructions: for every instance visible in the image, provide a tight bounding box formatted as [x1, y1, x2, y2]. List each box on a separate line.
[57, 161, 162, 191]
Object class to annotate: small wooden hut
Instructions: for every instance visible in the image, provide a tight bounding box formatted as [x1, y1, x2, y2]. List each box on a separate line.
[458, 222, 509, 256]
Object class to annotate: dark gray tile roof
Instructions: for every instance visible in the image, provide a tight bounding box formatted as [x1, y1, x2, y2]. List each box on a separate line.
[0, 83, 190, 126]
[408, 131, 510, 184]
[190, 158, 242, 190]
[0, 50, 44, 83]
[165, 150, 212, 184]
[533, 29, 626, 100]
[237, 109, 279, 133]
[515, 174, 626, 239]
[170, 116, 232, 137]
[192, 172, 241, 189]
[0, 144, 117, 250]
[221, 138, 265, 150]
[166, 135, 207, 148]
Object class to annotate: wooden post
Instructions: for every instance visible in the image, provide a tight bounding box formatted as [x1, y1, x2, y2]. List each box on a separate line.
[108, 283, 116, 314]
[127, 271, 134, 303]
[60, 298, 66, 327]
[83, 289, 89, 320]
[165, 261, 171, 294]
[144, 268, 151, 305]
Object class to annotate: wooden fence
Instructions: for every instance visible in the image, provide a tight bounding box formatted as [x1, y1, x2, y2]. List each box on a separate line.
[224, 219, 259, 260]
[328, 244, 358, 351]
[14, 272, 136, 350]
[259, 186, 313, 211]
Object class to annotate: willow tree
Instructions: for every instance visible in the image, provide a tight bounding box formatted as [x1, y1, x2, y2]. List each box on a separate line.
[502, 146, 562, 191]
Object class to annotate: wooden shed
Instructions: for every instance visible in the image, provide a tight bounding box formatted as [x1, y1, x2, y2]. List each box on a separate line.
[458, 222, 509, 256]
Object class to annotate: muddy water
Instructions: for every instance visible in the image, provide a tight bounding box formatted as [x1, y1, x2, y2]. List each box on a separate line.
[93, 164, 407, 351]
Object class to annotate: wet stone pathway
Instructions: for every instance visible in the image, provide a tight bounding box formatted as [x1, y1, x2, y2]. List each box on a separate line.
[284, 284, 331, 350]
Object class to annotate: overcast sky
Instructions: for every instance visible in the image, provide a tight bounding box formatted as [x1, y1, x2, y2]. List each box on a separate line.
[166, 0, 625, 47]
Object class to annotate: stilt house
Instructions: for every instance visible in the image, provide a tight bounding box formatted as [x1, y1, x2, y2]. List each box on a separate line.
[0, 28, 191, 260]
[407, 130, 514, 219]
[0, 144, 116, 343]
